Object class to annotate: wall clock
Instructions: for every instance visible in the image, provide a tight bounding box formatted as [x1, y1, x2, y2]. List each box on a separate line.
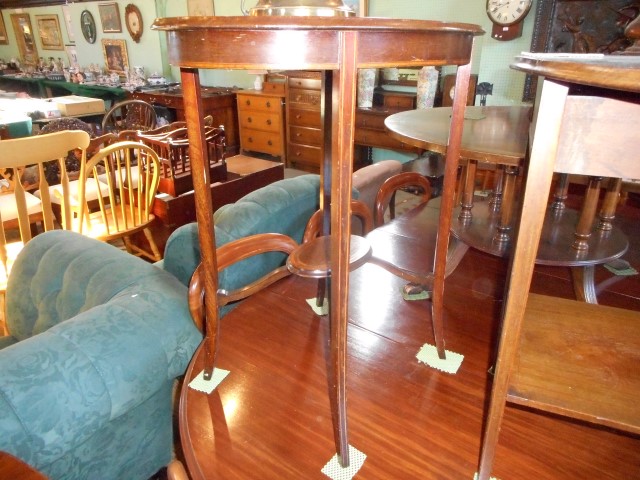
[486, 0, 532, 41]
[125, 4, 143, 43]
[80, 10, 96, 44]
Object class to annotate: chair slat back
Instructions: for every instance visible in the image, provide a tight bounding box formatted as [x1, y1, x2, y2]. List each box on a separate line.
[0, 130, 90, 285]
[76, 141, 160, 241]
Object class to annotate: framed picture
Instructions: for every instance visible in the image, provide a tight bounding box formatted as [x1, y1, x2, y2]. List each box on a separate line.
[344, 0, 368, 16]
[0, 13, 8, 45]
[80, 10, 96, 44]
[125, 4, 143, 43]
[66, 44, 79, 68]
[61, 4, 75, 43]
[36, 15, 64, 50]
[187, 0, 215, 16]
[11, 13, 38, 64]
[102, 38, 128, 74]
[99, 2, 122, 33]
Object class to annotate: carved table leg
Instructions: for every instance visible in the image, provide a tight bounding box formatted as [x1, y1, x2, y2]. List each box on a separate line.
[572, 176, 602, 251]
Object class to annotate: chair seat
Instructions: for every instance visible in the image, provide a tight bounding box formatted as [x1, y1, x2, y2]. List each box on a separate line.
[75, 207, 155, 242]
[34, 179, 110, 205]
[0, 192, 42, 222]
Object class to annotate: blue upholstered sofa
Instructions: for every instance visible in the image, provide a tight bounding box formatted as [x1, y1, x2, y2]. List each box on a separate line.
[159, 174, 322, 291]
[0, 230, 201, 480]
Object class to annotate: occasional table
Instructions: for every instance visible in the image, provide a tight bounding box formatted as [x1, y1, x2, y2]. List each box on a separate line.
[152, 15, 482, 470]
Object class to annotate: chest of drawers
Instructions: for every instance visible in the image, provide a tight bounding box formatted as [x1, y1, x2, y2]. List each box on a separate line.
[236, 90, 286, 160]
[286, 71, 323, 173]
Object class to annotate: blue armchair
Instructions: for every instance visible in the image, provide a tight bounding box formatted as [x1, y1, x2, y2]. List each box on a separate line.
[0, 230, 201, 480]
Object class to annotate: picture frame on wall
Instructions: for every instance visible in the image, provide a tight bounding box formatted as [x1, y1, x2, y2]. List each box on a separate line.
[0, 13, 8, 45]
[36, 15, 64, 50]
[99, 2, 122, 33]
[80, 10, 97, 44]
[102, 38, 129, 74]
[66, 44, 79, 68]
[344, 0, 368, 16]
[61, 4, 75, 43]
[11, 13, 38, 64]
[125, 4, 143, 43]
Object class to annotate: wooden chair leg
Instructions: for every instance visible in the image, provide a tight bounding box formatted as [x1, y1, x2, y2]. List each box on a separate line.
[143, 227, 163, 261]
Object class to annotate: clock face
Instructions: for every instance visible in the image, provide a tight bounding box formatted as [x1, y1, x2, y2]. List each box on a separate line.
[486, 0, 532, 26]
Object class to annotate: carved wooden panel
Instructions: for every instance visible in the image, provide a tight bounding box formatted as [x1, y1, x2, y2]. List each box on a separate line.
[523, 0, 639, 100]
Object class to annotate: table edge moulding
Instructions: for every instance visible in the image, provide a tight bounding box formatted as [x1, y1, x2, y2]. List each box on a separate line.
[151, 15, 483, 474]
[476, 53, 640, 480]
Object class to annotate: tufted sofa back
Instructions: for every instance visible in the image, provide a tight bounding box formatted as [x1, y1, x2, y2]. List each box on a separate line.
[161, 174, 323, 290]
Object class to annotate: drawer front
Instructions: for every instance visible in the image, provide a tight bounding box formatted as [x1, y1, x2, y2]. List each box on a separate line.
[355, 128, 412, 151]
[289, 108, 322, 128]
[239, 111, 281, 133]
[139, 94, 181, 109]
[237, 94, 282, 113]
[355, 112, 386, 130]
[287, 76, 322, 91]
[289, 125, 323, 147]
[288, 88, 322, 110]
[383, 95, 415, 109]
[263, 82, 285, 95]
[287, 142, 322, 166]
[241, 130, 283, 155]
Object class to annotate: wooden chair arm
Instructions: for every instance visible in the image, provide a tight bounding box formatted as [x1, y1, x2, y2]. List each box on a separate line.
[302, 199, 373, 243]
[374, 172, 432, 227]
[188, 233, 299, 333]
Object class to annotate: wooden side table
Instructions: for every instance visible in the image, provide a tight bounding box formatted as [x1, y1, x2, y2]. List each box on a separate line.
[477, 54, 640, 480]
[152, 15, 483, 471]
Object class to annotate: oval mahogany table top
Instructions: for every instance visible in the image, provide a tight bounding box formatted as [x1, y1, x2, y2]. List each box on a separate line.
[385, 105, 532, 166]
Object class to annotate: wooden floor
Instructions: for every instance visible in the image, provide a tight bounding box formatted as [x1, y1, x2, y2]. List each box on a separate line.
[173, 193, 640, 480]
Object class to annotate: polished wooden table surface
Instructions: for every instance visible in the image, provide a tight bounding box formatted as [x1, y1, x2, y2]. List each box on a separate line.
[0, 452, 47, 480]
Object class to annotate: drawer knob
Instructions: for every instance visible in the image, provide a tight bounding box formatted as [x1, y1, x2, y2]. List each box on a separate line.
[266, 119, 272, 125]
[268, 140, 273, 146]
[296, 114, 302, 119]
[266, 101, 271, 108]
[248, 117, 252, 123]
[295, 132, 301, 137]
[248, 137, 253, 143]
[246, 100, 251, 106]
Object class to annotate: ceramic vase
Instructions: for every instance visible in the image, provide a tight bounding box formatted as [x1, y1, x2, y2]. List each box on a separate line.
[417, 66, 439, 109]
[357, 68, 376, 108]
